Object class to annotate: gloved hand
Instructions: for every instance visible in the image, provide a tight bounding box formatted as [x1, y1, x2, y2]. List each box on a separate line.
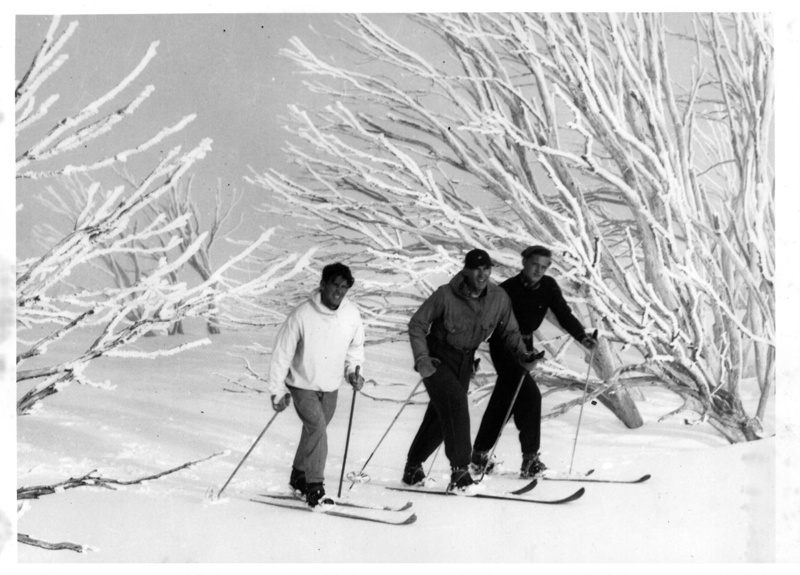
[348, 365, 365, 391]
[520, 349, 545, 371]
[271, 393, 291, 412]
[416, 356, 441, 378]
[582, 329, 599, 350]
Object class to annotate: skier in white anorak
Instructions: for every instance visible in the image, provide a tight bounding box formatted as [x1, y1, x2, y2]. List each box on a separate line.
[267, 262, 366, 507]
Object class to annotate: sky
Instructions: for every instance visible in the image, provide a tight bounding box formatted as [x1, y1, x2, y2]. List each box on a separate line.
[12, 11, 460, 266]
[11, 10, 715, 262]
[6, 9, 799, 317]
[13, 13, 374, 258]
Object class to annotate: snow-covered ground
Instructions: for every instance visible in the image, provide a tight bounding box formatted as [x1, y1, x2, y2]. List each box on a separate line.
[11, 327, 783, 568]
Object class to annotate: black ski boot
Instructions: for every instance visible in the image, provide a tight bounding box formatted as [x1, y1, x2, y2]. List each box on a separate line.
[402, 461, 426, 486]
[289, 467, 307, 495]
[520, 452, 547, 479]
[447, 466, 476, 493]
[305, 482, 334, 508]
[469, 451, 498, 475]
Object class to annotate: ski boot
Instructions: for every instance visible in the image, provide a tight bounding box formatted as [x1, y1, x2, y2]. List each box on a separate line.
[402, 461, 426, 486]
[447, 466, 479, 494]
[520, 452, 548, 479]
[469, 450, 500, 476]
[289, 467, 307, 495]
[305, 482, 335, 508]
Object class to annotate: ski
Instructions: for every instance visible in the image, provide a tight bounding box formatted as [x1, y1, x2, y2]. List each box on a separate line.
[502, 469, 650, 491]
[542, 472, 651, 484]
[386, 485, 585, 505]
[252, 495, 417, 526]
[507, 469, 594, 495]
[259, 492, 413, 512]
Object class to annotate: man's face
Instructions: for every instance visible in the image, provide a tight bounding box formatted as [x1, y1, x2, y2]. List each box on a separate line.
[463, 265, 492, 293]
[320, 276, 351, 310]
[521, 254, 551, 286]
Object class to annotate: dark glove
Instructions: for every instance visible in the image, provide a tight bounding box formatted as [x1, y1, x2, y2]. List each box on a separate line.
[520, 349, 545, 371]
[416, 356, 441, 378]
[348, 365, 365, 391]
[581, 329, 599, 350]
[271, 393, 291, 412]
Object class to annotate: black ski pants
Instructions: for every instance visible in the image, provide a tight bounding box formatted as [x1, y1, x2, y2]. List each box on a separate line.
[472, 345, 542, 456]
[407, 339, 475, 470]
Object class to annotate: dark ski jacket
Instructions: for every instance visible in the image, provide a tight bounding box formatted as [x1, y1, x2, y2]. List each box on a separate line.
[489, 274, 587, 354]
[408, 271, 527, 369]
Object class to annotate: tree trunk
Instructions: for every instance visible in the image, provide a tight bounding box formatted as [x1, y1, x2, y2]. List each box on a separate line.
[590, 338, 644, 429]
[592, 385, 643, 429]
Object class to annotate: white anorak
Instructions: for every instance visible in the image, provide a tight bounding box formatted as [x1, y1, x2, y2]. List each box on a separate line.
[267, 288, 365, 398]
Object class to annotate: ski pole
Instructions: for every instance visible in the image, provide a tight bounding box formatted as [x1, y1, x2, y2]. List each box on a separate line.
[478, 371, 527, 484]
[426, 443, 442, 484]
[569, 330, 599, 474]
[347, 377, 424, 490]
[337, 368, 360, 498]
[215, 409, 281, 499]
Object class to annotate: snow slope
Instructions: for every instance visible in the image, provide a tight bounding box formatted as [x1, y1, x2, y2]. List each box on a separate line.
[13, 328, 780, 567]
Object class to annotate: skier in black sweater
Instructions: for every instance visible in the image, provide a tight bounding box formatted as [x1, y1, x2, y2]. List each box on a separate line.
[471, 245, 597, 478]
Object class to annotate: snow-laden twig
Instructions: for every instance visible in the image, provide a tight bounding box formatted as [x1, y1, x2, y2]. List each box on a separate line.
[17, 452, 225, 500]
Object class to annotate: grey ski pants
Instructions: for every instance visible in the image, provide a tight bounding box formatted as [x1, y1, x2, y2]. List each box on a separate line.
[288, 386, 339, 484]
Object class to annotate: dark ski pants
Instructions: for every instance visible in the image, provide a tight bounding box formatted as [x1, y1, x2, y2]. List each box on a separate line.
[473, 347, 542, 456]
[288, 386, 338, 484]
[406, 342, 475, 470]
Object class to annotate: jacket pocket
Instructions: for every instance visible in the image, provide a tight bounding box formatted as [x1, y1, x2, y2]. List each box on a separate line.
[443, 306, 465, 335]
[477, 319, 495, 343]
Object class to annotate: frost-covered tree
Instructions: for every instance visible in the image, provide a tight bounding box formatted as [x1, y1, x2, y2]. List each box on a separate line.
[247, 13, 773, 442]
[16, 16, 314, 414]
[123, 173, 247, 335]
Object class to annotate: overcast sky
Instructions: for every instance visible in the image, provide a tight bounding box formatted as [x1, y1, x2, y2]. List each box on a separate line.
[8, 8, 798, 267]
[13, 11, 704, 259]
[14, 13, 404, 258]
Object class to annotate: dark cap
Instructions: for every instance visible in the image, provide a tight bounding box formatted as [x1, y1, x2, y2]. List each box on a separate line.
[521, 245, 552, 259]
[464, 248, 493, 269]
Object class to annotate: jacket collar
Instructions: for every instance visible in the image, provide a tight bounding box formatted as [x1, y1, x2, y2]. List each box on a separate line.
[450, 271, 488, 300]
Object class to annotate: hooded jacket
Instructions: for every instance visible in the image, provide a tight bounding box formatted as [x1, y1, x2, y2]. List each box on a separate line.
[408, 271, 527, 368]
[267, 288, 365, 397]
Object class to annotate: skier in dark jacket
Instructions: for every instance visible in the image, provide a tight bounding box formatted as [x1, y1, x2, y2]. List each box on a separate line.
[402, 248, 542, 492]
[471, 245, 597, 478]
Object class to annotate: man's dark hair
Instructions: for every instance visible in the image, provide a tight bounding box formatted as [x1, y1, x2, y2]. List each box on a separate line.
[321, 262, 355, 287]
[521, 245, 552, 259]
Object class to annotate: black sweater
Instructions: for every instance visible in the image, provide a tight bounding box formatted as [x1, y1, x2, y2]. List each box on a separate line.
[489, 274, 586, 350]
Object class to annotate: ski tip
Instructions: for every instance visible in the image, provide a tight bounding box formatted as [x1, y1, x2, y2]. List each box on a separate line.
[398, 501, 414, 511]
[403, 513, 418, 525]
[559, 487, 586, 503]
[510, 478, 538, 495]
[638, 474, 652, 482]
